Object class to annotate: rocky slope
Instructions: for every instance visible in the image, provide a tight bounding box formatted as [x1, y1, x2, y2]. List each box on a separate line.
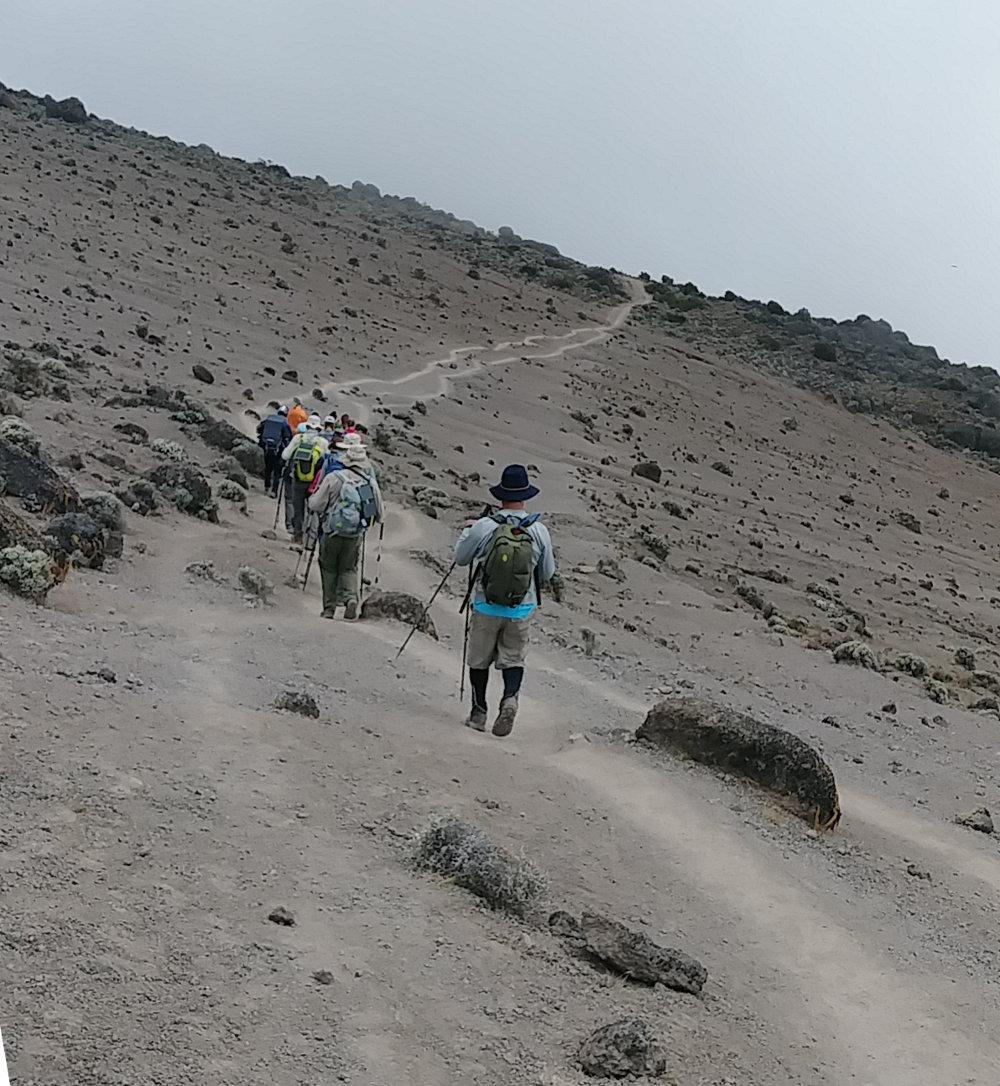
[2, 82, 1000, 1085]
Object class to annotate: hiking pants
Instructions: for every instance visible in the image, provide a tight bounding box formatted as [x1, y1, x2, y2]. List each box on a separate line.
[263, 449, 283, 494]
[290, 479, 312, 537]
[466, 611, 531, 669]
[318, 534, 362, 610]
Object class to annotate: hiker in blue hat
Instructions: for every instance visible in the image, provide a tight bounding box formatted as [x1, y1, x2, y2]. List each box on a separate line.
[454, 464, 555, 737]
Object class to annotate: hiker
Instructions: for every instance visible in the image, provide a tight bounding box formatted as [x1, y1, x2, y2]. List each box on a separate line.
[454, 464, 555, 737]
[320, 414, 339, 444]
[307, 433, 383, 620]
[286, 398, 308, 432]
[281, 419, 329, 543]
[256, 404, 292, 498]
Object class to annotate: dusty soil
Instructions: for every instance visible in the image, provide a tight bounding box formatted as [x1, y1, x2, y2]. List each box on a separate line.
[2, 99, 1000, 1085]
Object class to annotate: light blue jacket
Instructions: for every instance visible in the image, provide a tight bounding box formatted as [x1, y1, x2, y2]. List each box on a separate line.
[455, 512, 555, 618]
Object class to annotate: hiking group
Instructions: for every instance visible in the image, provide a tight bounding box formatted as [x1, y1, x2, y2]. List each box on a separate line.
[257, 397, 382, 620]
[258, 399, 555, 738]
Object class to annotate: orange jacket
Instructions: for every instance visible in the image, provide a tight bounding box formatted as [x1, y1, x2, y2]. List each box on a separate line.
[286, 405, 307, 431]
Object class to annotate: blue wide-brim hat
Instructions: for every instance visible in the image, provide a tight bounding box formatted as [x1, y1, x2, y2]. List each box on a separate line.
[489, 463, 540, 502]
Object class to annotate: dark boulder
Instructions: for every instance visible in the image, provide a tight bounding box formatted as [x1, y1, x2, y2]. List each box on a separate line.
[201, 417, 245, 453]
[274, 690, 320, 718]
[579, 912, 707, 994]
[637, 696, 841, 829]
[115, 478, 159, 516]
[631, 461, 662, 484]
[360, 590, 437, 639]
[229, 439, 265, 477]
[192, 364, 215, 385]
[113, 422, 149, 444]
[44, 96, 88, 124]
[0, 438, 79, 514]
[578, 1018, 667, 1079]
[145, 462, 217, 521]
[43, 512, 106, 569]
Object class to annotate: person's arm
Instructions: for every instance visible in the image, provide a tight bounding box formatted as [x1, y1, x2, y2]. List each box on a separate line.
[455, 518, 492, 567]
[308, 472, 342, 514]
[281, 434, 299, 462]
[536, 525, 556, 583]
[281, 421, 292, 446]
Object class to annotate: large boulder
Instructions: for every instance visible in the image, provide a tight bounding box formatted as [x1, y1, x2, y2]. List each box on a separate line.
[200, 417, 246, 453]
[43, 96, 88, 124]
[360, 590, 438, 639]
[631, 461, 662, 484]
[43, 512, 106, 570]
[637, 696, 841, 829]
[578, 1019, 667, 1079]
[144, 462, 217, 521]
[229, 439, 265, 477]
[0, 438, 79, 514]
[579, 912, 706, 994]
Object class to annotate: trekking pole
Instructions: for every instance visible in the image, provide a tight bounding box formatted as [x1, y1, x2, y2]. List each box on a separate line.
[302, 516, 319, 591]
[372, 521, 384, 589]
[272, 475, 284, 531]
[459, 563, 475, 701]
[359, 533, 367, 602]
[395, 560, 456, 660]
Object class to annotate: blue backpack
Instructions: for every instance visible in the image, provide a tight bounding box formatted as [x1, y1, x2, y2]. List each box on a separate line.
[324, 468, 379, 537]
[259, 414, 289, 452]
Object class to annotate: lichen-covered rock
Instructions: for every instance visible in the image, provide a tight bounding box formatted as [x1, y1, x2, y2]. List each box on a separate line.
[579, 912, 707, 994]
[832, 639, 879, 670]
[200, 417, 246, 453]
[79, 491, 126, 533]
[360, 590, 437, 639]
[955, 807, 994, 835]
[924, 679, 949, 704]
[578, 1018, 667, 1080]
[229, 439, 265, 476]
[954, 647, 977, 671]
[0, 437, 79, 514]
[116, 478, 159, 516]
[43, 512, 106, 569]
[145, 462, 217, 521]
[237, 564, 272, 601]
[637, 696, 841, 829]
[218, 479, 248, 502]
[213, 454, 248, 489]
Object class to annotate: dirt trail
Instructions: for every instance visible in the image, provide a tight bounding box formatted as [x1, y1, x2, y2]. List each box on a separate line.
[325, 281, 646, 423]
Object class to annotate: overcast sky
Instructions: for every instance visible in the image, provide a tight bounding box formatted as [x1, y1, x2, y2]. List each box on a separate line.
[3, 1, 997, 367]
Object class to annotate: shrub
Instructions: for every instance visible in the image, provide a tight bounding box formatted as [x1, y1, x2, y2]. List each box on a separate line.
[892, 652, 928, 678]
[150, 438, 188, 462]
[832, 640, 878, 669]
[218, 479, 247, 502]
[813, 341, 837, 363]
[0, 416, 40, 453]
[237, 564, 273, 602]
[0, 545, 55, 601]
[79, 491, 126, 532]
[412, 813, 547, 917]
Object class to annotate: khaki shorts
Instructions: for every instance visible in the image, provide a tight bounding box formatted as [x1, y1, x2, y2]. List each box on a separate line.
[467, 610, 531, 670]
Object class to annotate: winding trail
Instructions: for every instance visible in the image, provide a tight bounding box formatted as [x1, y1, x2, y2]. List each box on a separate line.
[325, 281, 647, 423]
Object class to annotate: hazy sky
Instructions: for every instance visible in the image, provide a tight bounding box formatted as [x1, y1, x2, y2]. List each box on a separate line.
[3, 1, 998, 367]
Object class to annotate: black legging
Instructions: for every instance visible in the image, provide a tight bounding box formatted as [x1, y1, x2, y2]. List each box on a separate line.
[263, 448, 283, 493]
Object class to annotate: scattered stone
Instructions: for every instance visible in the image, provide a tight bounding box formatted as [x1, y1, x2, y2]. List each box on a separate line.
[880, 701, 897, 714]
[191, 364, 215, 384]
[237, 564, 273, 601]
[631, 462, 661, 484]
[311, 970, 335, 986]
[579, 912, 706, 994]
[185, 561, 226, 582]
[44, 96, 88, 124]
[268, 906, 296, 926]
[781, 416, 798, 431]
[274, 690, 320, 718]
[955, 807, 993, 835]
[596, 556, 626, 582]
[711, 460, 733, 476]
[578, 1018, 667, 1080]
[892, 509, 922, 534]
[637, 696, 841, 829]
[906, 863, 932, 881]
[359, 590, 437, 639]
[548, 910, 584, 943]
[924, 679, 949, 704]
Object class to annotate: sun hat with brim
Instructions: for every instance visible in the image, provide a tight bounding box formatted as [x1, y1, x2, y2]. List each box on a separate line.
[336, 432, 365, 451]
[489, 464, 539, 502]
[339, 445, 369, 466]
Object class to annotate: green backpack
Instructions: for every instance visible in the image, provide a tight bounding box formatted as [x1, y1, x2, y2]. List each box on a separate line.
[292, 436, 322, 483]
[480, 515, 538, 608]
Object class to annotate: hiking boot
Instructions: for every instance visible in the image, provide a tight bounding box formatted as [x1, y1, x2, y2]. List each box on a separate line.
[321, 608, 336, 619]
[343, 599, 358, 620]
[493, 696, 518, 737]
[293, 533, 303, 545]
[465, 707, 487, 732]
